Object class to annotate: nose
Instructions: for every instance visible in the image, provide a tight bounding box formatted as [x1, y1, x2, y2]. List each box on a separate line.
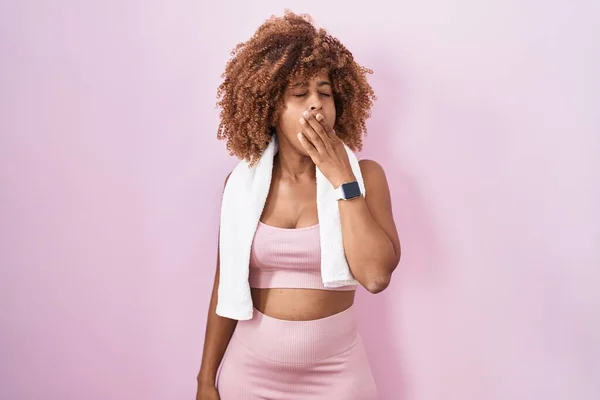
[309, 94, 322, 111]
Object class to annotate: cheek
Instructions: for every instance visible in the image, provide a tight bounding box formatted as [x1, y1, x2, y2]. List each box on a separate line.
[279, 107, 302, 131]
[322, 107, 336, 129]
[329, 109, 337, 126]
[323, 100, 336, 124]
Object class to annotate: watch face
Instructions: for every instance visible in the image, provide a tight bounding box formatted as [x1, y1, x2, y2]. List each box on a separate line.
[342, 181, 361, 199]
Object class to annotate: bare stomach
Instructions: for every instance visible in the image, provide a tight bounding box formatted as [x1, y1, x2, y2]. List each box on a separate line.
[250, 288, 356, 321]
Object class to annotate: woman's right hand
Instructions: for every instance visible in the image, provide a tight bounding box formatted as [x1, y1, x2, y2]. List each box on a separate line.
[196, 384, 220, 400]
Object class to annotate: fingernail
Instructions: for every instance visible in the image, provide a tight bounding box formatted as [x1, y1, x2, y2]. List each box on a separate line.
[299, 118, 305, 124]
[316, 114, 323, 121]
[303, 111, 309, 118]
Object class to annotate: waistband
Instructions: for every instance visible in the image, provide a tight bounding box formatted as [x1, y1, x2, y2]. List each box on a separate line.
[232, 305, 359, 364]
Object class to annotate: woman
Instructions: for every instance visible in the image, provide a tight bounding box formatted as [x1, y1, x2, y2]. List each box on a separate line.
[196, 11, 401, 400]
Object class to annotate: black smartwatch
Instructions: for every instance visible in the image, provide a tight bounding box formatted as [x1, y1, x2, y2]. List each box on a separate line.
[334, 181, 362, 200]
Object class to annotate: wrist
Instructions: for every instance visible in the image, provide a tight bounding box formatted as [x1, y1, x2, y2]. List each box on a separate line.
[332, 172, 357, 189]
[197, 372, 216, 388]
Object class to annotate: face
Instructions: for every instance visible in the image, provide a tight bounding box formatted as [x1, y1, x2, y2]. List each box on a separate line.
[274, 71, 336, 156]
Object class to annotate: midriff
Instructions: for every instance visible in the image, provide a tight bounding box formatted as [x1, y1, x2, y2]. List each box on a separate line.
[251, 288, 355, 321]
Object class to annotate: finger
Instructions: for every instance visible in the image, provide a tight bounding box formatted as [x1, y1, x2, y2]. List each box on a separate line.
[313, 112, 340, 145]
[328, 127, 340, 142]
[299, 116, 326, 153]
[303, 111, 330, 144]
[297, 132, 319, 159]
[318, 115, 340, 144]
[315, 113, 335, 136]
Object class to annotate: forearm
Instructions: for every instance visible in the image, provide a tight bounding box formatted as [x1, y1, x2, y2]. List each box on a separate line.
[338, 194, 397, 293]
[197, 264, 237, 387]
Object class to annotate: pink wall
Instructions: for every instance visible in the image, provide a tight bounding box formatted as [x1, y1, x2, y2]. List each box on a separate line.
[1, 1, 599, 399]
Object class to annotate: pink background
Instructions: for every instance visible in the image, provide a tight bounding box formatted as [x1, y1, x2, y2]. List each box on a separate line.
[1, 1, 599, 399]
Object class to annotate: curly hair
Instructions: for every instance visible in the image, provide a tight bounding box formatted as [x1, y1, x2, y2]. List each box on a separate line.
[216, 10, 376, 165]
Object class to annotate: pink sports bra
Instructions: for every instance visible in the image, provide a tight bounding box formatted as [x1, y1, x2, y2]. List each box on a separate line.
[248, 221, 357, 291]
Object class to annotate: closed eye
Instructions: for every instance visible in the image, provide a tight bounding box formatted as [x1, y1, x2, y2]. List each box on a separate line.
[294, 93, 331, 97]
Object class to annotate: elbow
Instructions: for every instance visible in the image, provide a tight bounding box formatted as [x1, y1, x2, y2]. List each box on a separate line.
[359, 250, 400, 294]
[365, 272, 392, 294]
[364, 256, 399, 294]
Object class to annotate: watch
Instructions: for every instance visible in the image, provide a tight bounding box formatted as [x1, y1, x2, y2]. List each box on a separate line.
[334, 180, 362, 200]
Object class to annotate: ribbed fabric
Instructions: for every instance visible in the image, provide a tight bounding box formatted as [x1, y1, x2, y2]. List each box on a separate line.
[217, 221, 375, 398]
[248, 221, 357, 291]
[217, 306, 378, 399]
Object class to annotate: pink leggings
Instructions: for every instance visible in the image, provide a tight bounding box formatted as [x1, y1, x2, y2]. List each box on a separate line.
[217, 305, 378, 399]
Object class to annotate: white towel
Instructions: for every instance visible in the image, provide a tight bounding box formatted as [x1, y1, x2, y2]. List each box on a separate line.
[215, 135, 366, 320]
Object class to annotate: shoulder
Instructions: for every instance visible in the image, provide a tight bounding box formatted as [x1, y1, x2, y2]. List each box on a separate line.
[222, 171, 233, 192]
[359, 159, 385, 174]
[358, 159, 388, 189]
[222, 158, 250, 191]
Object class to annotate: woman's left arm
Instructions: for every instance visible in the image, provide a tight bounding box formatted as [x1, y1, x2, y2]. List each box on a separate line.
[335, 160, 401, 293]
[296, 111, 401, 293]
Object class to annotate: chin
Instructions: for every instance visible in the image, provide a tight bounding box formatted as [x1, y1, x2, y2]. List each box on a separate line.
[296, 143, 312, 158]
[285, 135, 306, 155]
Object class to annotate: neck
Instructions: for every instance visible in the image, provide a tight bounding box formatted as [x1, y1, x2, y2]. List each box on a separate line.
[273, 134, 316, 183]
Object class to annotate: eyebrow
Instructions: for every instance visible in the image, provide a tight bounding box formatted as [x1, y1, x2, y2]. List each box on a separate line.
[289, 81, 332, 89]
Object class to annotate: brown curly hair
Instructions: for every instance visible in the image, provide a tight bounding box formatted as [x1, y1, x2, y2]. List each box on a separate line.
[216, 10, 376, 165]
